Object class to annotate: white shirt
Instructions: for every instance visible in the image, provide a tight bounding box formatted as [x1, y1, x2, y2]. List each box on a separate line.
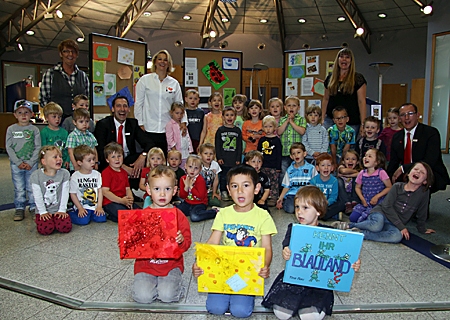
[114, 118, 129, 157]
[134, 73, 185, 133]
[403, 124, 418, 149]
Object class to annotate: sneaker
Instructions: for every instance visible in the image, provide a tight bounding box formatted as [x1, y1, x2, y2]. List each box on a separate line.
[344, 202, 353, 215]
[221, 191, 229, 201]
[338, 211, 343, 221]
[14, 209, 25, 221]
[132, 188, 145, 200]
[211, 206, 221, 213]
[29, 208, 35, 217]
[267, 199, 277, 207]
[331, 221, 349, 230]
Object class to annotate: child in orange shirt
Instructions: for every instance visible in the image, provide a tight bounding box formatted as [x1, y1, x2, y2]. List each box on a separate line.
[242, 99, 264, 153]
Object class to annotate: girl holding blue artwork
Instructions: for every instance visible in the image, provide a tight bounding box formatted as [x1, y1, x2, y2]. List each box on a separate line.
[262, 186, 361, 320]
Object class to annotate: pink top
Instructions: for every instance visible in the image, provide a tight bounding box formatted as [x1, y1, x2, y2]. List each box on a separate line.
[165, 118, 193, 158]
[379, 127, 401, 160]
[356, 168, 389, 184]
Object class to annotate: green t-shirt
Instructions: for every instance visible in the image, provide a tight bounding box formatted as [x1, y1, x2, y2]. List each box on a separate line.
[40, 126, 69, 164]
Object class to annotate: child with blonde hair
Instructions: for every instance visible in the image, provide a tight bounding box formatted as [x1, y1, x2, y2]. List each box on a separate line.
[139, 147, 166, 206]
[338, 150, 362, 215]
[378, 107, 401, 161]
[185, 89, 204, 152]
[199, 92, 224, 148]
[267, 97, 283, 126]
[199, 143, 222, 204]
[166, 101, 193, 169]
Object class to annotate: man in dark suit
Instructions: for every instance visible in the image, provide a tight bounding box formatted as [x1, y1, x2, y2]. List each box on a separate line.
[95, 95, 154, 187]
[387, 103, 450, 193]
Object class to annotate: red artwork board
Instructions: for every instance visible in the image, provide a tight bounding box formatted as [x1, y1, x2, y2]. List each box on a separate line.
[118, 207, 180, 259]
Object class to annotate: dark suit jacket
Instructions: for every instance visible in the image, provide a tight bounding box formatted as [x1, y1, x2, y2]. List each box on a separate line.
[94, 116, 154, 171]
[387, 122, 450, 192]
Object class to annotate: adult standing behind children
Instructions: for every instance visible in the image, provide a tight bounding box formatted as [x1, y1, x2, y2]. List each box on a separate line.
[39, 39, 89, 120]
[6, 100, 41, 221]
[134, 49, 186, 153]
[322, 48, 367, 135]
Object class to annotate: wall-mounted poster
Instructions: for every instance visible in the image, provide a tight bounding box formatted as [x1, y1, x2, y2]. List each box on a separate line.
[313, 78, 325, 96]
[222, 57, 239, 70]
[283, 224, 362, 292]
[93, 83, 106, 106]
[326, 61, 335, 75]
[104, 73, 116, 95]
[117, 46, 135, 66]
[133, 65, 145, 84]
[285, 78, 298, 96]
[288, 66, 305, 79]
[306, 55, 320, 75]
[301, 77, 314, 96]
[201, 60, 229, 90]
[288, 52, 305, 66]
[93, 42, 112, 61]
[93, 60, 106, 83]
[223, 88, 236, 106]
[196, 243, 265, 296]
[185, 70, 198, 87]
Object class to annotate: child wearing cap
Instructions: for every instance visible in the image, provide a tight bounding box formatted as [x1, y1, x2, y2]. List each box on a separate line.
[6, 100, 41, 221]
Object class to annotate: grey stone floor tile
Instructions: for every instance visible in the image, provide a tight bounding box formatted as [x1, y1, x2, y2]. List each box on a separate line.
[85, 266, 133, 302]
[62, 310, 99, 319]
[429, 311, 450, 319]
[95, 312, 182, 319]
[0, 288, 52, 319]
[71, 268, 124, 300]
[347, 312, 434, 319]
[27, 304, 72, 319]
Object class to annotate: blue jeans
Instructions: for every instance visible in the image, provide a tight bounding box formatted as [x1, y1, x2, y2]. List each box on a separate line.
[103, 202, 140, 222]
[133, 268, 183, 303]
[283, 195, 295, 214]
[206, 293, 255, 318]
[176, 201, 217, 222]
[11, 161, 37, 210]
[350, 212, 403, 243]
[69, 208, 107, 225]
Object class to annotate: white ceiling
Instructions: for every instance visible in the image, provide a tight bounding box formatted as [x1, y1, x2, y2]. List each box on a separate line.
[0, 0, 431, 52]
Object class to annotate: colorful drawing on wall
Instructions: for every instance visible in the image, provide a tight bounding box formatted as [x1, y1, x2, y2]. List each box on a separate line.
[117, 65, 132, 80]
[283, 224, 363, 292]
[104, 73, 116, 95]
[288, 52, 305, 66]
[222, 57, 239, 70]
[306, 55, 320, 75]
[117, 46, 135, 66]
[288, 65, 305, 79]
[93, 60, 106, 83]
[313, 78, 325, 96]
[223, 88, 236, 106]
[93, 83, 106, 106]
[201, 60, 229, 90]
[133, 65, 145, 84]
[93, 42, 112, 61]
[196, 243, 265, 296]
[118, 207, 181, 259]
[326, 61, 335, 75]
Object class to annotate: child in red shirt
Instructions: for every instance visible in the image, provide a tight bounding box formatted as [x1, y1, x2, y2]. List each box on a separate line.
[176, 155, 219, 222]
[133, 165, 192, 304]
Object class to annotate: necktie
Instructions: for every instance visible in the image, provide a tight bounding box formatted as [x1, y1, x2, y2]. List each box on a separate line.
[404, 132, 412, 164]
[117, 125, 124, 146]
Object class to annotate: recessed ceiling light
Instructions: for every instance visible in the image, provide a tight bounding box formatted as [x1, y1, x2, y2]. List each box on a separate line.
[77, 37, 85, 42]
[259, 18, 268, 23]
[298, 18, 306, 23]
[17, 43, 23, 51]
[221, 17, 229, 23]
[356, 27, 364, 36]
[183, 15, 191, 20]
[378, 13, 387, 18]
[26, 30, 35, 36]
[55, 10, 63, 19]
[143, 11, 151, 17]
[209, 30, 217, 38]
[337, 16, 346, 22]
[422, 5, 433, 15]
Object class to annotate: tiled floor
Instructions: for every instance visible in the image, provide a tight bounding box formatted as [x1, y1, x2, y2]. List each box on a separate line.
[0, 154, 450, 319]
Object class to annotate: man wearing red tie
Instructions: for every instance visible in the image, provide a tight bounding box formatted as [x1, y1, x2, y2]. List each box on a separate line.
[387, 103, 450, 194]
[95, 95, 154, 187]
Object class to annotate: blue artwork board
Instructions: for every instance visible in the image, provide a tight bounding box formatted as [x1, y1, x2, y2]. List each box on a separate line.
[283, 224, 363, 292]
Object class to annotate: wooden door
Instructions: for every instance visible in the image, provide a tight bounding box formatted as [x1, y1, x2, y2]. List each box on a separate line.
[410, 78, 425, 120]
[382, 83, 408, 112]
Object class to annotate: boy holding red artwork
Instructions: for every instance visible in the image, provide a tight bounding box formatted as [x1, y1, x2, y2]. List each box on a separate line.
[132, 165, 192, 304]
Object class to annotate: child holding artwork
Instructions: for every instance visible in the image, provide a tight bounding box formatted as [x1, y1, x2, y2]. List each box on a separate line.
[31, 146, 72, 235]
[6, 99, 41, 221]
[242, 99, 265, 153]
[257, 115, 282, 207]
[278, 96, 307, 181]
[262, 185, 361, 320]
[176, 155, 219, 222]
[133, 165, 192, 304]
[166, 102, 193, 169]
[355, 116, 387, 162]
[378, 107, 401, 161]
[69, 145, 106, 225]
[193, 164, 277, 318]
[62, 94, 95, 133]
[309, 153, 344, 221]
[199, 143, 222, 205]
[337, 150, 362, 215]
[245, 151, 271, 211]
[349, 149, 392, 223]
[268, 97, 284, 126]
[199, 92, 224, 147]
[215, 106, 242, 201]
[139, 147, 166, 206]
[277, 143, 316, 214]
[302, 104, 328, 164]
[185, 89, 204, 152]
[333, 162, 435, 243]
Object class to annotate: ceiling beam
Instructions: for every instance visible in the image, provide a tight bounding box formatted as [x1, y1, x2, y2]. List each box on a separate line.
[273, 0, 286, 52]
[0, 0, 66, 56]
[200, 0, 219, 48]
[335, 0, 372, 54]
[115, 0, 155, 38]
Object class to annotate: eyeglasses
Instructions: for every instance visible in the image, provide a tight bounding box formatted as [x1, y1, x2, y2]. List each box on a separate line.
[399, 111, 417, 118]
[61, 49, 76, 55]
[334, 116, 348, 121]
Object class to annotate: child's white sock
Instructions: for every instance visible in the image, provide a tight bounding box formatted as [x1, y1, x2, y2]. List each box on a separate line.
[273, 304, 294, 320]
[298, 306, 326, 320]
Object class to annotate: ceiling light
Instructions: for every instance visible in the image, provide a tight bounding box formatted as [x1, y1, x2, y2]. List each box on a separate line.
[183, 15, 191, 20]
[259, 19, 268, 23]
[17, 43, 23, 51]
[143, 11, 151, 17]
[298, 18, 306, 23]
[378, 13, 387, 18]
[356, 27, 364, 36]
[26, 30, 35, 36]
[76, 37, 84, 42]
[55, 10, 63, 18]
[209, 30, 217, 38]
[221, 17, 229, 22]
[421, 5, 433, 15]
[44, 12, 53, 19]
[337, 16, 346, 22]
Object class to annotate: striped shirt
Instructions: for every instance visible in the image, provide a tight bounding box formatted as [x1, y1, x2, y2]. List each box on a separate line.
[303, 123, 329, 156]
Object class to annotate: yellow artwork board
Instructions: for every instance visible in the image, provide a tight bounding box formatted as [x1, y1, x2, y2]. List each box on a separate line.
[195, 243, 265, 296]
